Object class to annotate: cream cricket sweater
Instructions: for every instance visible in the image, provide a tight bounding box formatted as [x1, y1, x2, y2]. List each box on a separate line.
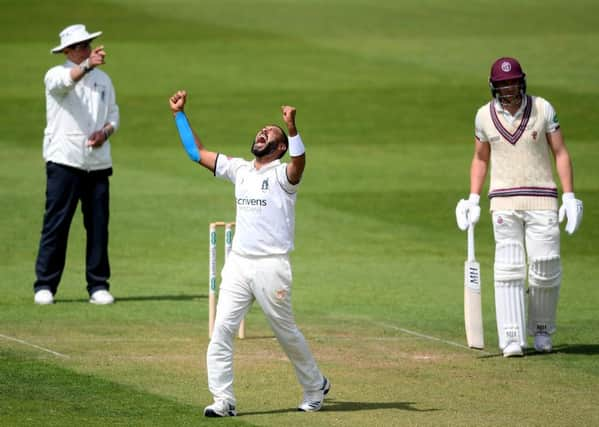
[475, 95, 560, 211]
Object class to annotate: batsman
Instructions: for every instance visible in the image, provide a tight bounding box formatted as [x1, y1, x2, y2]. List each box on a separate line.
[456, 57, 583, 357]
[169, 91, 329, 416]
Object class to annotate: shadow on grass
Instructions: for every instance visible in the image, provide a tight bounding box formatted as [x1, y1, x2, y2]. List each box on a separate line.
[545, 344, 599, 355]
[241, 399, 437, 415]
[59, 294, 207, 303]
[477, 343, 599, 359]
[237, 335, 276, 340]
[478, 348, 559, 359]
[478, 352, 502, 359]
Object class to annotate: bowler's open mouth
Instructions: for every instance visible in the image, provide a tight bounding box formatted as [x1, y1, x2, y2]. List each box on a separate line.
[255, 133, 267, 145]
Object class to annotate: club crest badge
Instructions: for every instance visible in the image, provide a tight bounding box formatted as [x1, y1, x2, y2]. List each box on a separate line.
[501, 61, 512, 72]
[261, 178, 269, 192]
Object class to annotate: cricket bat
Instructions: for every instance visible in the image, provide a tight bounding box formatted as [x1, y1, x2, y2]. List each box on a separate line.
[464, 224, 484, 349]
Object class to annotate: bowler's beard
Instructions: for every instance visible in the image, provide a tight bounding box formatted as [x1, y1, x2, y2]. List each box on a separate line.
[251, 139, 278, 158]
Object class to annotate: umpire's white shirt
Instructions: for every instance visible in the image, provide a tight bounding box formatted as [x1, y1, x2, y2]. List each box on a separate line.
[215, 156, 298, 256]
[43, 60, 119, 171]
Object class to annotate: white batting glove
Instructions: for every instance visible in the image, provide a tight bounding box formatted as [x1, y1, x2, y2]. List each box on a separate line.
[558, 192, 583, 235]
[455, 194, 481, 231]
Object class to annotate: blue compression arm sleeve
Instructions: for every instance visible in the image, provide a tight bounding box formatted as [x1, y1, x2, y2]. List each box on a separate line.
[174, 112, 201, 162]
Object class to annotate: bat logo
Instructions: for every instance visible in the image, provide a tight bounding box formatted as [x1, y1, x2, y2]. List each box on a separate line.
[468, 266, 480, 289]
[464, 225, 484, 349]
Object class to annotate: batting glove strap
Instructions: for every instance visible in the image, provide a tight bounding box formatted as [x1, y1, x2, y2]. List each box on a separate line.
[468, 193, 480, 205]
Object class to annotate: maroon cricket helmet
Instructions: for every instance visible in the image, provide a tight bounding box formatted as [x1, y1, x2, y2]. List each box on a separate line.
[489, 57, 527, 99]
[490, 57, 526, 83]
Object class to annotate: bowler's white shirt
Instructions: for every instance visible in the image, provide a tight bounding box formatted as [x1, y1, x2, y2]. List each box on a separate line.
[215, 156, 298, 256]
[43, 60, 119, 171]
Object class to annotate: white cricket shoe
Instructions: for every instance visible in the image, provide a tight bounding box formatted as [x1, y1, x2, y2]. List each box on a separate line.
[534, 333, 552, 353]
[203, 400, 237, 417]
[298, 376, 331, 412]
[34, 289, 54, 305]
[503, 342, 524, 358]
[89, 290, 115, 305]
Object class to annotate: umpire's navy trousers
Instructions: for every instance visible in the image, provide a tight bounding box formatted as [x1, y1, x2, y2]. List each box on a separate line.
[34, 162, 112, 296]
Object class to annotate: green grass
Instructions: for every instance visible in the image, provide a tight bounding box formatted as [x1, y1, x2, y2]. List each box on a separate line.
[1, 1, 599, 426]
[0, 349, 251, 427]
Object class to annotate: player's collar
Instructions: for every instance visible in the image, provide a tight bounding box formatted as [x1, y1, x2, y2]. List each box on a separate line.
[252, 158, 281, 172]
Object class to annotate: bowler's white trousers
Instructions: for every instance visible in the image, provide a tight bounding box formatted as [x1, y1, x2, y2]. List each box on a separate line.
[207, 251, 324, 405]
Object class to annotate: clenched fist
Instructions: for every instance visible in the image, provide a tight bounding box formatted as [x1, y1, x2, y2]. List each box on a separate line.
[281, 105, 297, 137]
[170, 90, 187, 114]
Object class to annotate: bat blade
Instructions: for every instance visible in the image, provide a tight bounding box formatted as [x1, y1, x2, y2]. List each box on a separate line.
[464, 260, 484, 349]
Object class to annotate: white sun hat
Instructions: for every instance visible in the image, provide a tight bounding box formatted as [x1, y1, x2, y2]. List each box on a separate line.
[51, 24, 102, 54]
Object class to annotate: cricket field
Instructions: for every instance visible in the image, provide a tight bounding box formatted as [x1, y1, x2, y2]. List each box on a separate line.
[1, 1, 598, 425]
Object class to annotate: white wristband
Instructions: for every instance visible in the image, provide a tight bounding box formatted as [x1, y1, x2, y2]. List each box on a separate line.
[288, 134, 305, 157]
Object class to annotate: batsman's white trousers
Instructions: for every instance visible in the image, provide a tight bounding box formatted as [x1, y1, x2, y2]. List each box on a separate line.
[207, 251, 324, 405]
[492, 210, 560, 260]
[492, 210, 561, 346]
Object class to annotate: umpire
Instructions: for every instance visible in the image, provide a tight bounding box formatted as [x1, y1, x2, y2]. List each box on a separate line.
[33, 25, 119, 305]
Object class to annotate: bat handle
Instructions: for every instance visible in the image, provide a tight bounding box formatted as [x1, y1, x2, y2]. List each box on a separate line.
[467, 224, 475, 262]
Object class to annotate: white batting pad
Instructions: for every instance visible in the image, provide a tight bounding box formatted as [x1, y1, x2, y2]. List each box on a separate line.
[527, 256, 561, 335]
[495, 281, 527, 349]
[494, 241, 527, 349]
[494, 241, 526, 282]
